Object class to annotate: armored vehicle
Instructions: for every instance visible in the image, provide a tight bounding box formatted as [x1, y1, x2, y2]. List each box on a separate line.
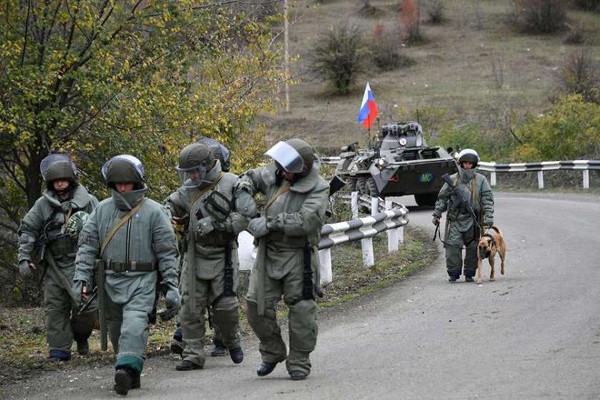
[335, 121, 457, 206]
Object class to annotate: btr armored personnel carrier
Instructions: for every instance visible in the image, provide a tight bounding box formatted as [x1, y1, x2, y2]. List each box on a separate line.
[335, 121, 457, 206]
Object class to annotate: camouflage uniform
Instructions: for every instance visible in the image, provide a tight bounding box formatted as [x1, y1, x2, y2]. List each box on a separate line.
[433, 149, 494, 281]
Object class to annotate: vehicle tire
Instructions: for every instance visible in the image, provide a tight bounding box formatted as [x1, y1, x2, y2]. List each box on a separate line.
[346, 177, 358, 192]
[414, 193, 438, 207]
[356, 177, 368, 195]
[366, 177, 379, 198]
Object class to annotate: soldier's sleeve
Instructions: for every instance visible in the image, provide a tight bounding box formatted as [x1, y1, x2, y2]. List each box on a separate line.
[479, 176, 494, 221]
[17, 200, 45, 262]
[152, 206, 179, 285]
[74, 208, 101, 285]
[164, 189, 187, 219]
[433, 183, 451, 218]
[270, 178, 329, 237]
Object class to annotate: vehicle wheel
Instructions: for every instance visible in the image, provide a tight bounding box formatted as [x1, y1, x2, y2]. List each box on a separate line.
[414, 193, 438, 207]
[356, 177, 368, 195]
[346, 177, 358, 192]
[366, 177, 379, 198]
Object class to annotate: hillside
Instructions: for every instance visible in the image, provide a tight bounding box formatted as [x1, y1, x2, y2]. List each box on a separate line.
[265, 0, 600, 153]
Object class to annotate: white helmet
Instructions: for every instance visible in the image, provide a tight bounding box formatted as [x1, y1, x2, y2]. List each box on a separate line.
[457, 149, 480, 168]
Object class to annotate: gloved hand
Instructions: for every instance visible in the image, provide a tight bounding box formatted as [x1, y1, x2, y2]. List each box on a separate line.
[432, 215, 441, 226]
[71, 280, 86, 308]
[197, 216, 215, 236]
[483, 215, 493, 227]
[18, 260, 33, 277]
[160, 282, 181, 321]
[235, 189, 257, 218]
[248, 217, 270, 238]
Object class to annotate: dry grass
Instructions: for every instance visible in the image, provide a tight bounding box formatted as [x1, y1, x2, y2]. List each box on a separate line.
[268, 1, 600, 149]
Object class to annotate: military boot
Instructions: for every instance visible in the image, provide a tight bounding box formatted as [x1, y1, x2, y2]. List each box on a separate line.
[76, 340, 89, 355]
[114, 368, 134, 396]
[210, 337, 228, 357]
[229, 346, 244, 364]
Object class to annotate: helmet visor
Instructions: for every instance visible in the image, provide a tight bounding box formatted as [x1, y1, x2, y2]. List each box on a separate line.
[175, 164, 209, 188]
[264, 141, 304, 173]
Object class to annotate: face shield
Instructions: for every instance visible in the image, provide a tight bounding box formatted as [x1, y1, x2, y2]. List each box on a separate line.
[175, 162, 210, 188]
[264, 141, 305, 173]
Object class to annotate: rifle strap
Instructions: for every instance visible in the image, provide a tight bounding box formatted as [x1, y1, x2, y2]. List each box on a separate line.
[100, 198, 145, 258]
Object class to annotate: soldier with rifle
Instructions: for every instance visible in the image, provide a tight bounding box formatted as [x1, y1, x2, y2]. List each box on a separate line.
[72, 155, 180, 396]
[17, 153, 98, 362]
[165, 142, 247, 372]
[235, 138, 329, 381]
[432, 148, 494, 282]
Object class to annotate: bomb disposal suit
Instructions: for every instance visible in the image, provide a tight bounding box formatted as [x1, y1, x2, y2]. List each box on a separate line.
[237, 139, 329, 379]
[17, 154, 99, 361]
[73, 155, 180, 395]
[166, 143, 247, 370]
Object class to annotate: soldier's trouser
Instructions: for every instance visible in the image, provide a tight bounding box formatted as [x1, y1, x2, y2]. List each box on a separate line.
[444, 224, 478, 278]
[246, 266, 318, 375]
[181, 278, 241, 367]
[105, 279, 155, 374]
[44, 266, 96, 358]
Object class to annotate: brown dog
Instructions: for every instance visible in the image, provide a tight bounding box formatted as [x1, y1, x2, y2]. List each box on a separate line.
[476, 225, 506, 284]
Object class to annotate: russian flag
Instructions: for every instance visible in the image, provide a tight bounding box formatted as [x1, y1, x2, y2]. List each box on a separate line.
[357, 82, 379, 129]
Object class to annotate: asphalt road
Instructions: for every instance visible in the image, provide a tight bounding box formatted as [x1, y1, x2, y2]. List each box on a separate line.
[5, 192, 600, 400]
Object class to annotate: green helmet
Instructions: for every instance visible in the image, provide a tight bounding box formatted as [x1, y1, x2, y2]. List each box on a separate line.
[176, 143, 215, 188]
[285, 138, 315, 176]
[177, 143, 214, 170]
[101, 155, 145, 188]
[40, 154, 77, 184]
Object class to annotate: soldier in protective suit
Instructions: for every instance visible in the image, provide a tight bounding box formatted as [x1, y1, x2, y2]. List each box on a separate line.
[170, 137, 232, 358]
[236, 138, 329, 381]
[72, 155, 180, 396]
[166, 142, 247, 371]
[17, 153, 98, 361]
[432, 148, 494, 282]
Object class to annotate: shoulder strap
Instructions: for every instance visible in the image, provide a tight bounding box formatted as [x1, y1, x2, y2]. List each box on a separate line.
[100, 198, 145, 258]
[266, 182, 290, 210]
[189, 172, 225, 205]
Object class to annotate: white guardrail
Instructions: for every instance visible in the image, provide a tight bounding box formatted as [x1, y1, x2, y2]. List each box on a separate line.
[238, 193, 409, 286]
[321, 157, 600, 189]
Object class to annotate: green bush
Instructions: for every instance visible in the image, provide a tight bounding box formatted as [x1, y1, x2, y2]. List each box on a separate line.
[311, 24, 370, 94]
[513, 95, 600, 161]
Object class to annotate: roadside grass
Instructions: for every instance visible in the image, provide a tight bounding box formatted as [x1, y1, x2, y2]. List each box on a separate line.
[0, 226, 436, 385]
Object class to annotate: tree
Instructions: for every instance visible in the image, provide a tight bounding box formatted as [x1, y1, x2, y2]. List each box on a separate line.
[0, 0, 285, 304]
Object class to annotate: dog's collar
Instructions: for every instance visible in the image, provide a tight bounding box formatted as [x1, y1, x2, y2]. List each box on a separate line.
[483, 233, 496, 247]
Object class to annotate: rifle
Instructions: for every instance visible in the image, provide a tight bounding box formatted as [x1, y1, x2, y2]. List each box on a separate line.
[441, 173, 481, 243]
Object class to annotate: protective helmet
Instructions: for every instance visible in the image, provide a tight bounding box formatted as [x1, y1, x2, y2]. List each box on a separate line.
[40, 154, 78, 184]
[197, 137, 231, 172]
[176, 143, 214, 188]
[458, 148, 479, 168]
[101, 155, 145, 188]
[265, 138, 315, 175]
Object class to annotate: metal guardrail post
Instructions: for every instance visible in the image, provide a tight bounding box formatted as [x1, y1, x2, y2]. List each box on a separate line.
[385, 199, 398, 253]
[319, 248, 333, 285]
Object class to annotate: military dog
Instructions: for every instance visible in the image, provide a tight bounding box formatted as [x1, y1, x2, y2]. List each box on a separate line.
[476, 225, 506, 284]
